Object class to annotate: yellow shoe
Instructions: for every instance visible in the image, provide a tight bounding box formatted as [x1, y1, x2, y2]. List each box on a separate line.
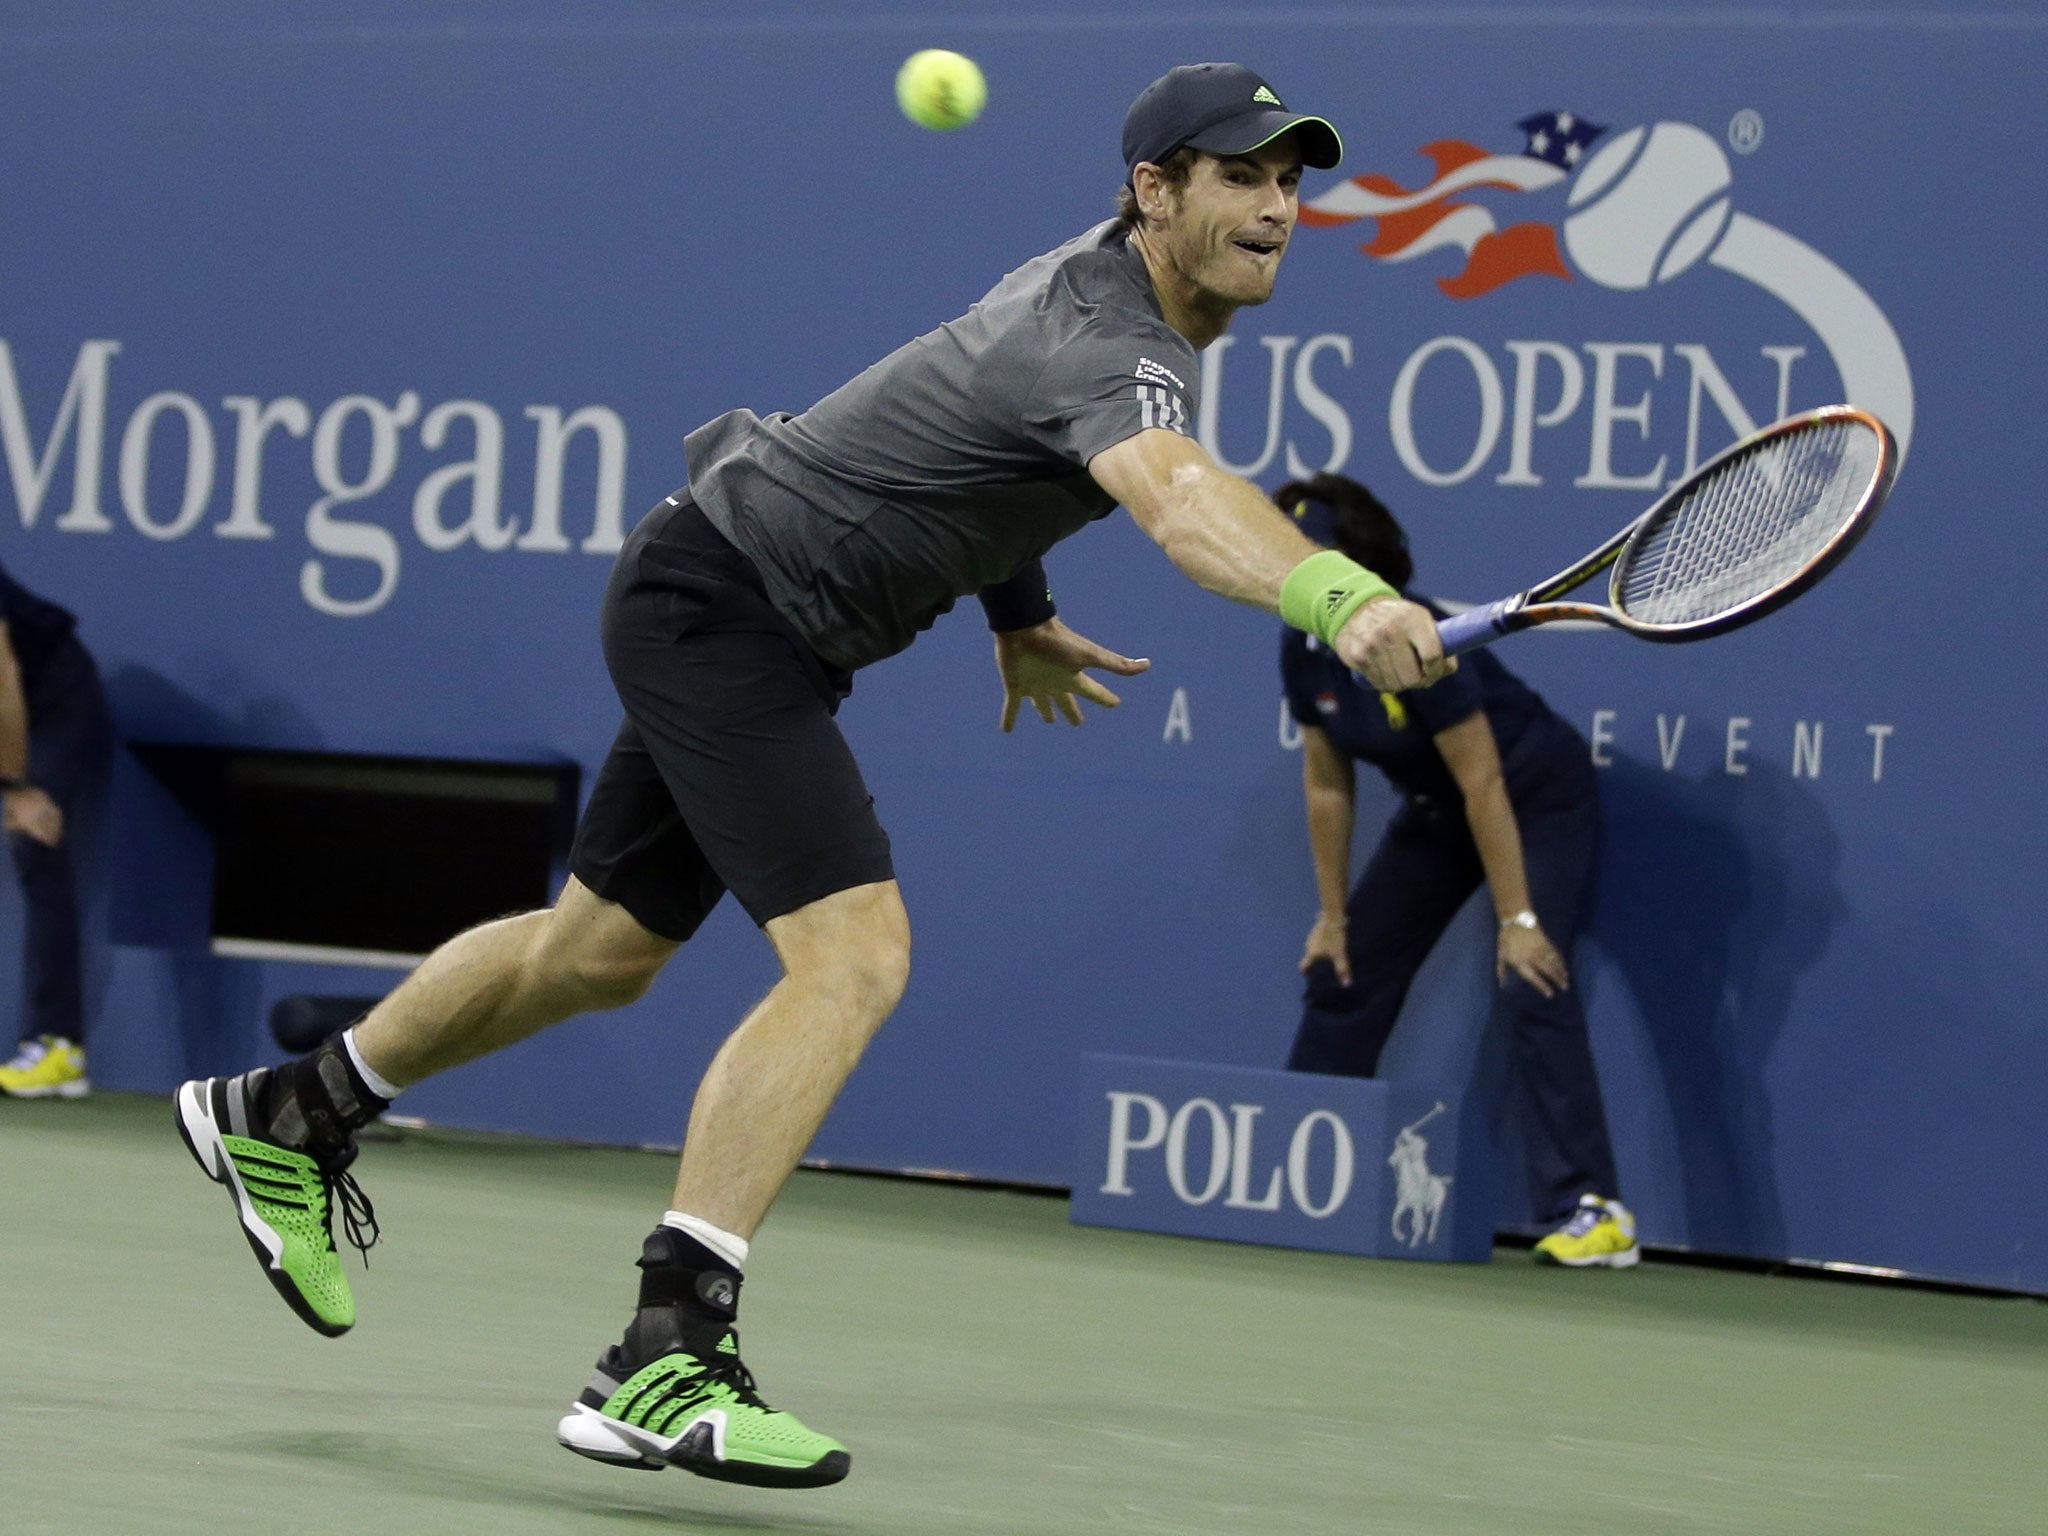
[1534, 1194, 1639, 1268]
[0, 1035, 91, 1099]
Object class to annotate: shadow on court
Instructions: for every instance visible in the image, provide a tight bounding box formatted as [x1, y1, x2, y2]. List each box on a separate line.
[197, 1430, 854, 1534]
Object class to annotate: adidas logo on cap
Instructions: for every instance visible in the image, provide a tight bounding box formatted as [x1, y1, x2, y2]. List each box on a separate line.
[1253, 85, 1282, 106]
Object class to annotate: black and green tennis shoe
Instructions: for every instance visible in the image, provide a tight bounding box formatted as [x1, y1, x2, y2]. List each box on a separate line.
[557, 1304, 850, 1488]
[174, 1072, 379, 1337]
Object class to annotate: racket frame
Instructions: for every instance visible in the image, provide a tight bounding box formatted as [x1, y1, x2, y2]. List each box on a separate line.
[1445, 405, 1897, 651]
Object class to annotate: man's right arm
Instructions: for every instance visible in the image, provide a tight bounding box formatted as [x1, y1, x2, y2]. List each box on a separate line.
[1088, 428, 1452, 691]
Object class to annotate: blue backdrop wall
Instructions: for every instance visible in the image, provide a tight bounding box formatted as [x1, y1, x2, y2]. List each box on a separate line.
[3, 1, 2041, 1290]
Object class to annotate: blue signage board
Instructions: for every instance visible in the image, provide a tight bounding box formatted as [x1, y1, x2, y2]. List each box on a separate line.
[4, 1, 2045, 1290]
[1072, 1055, 1495, 1263]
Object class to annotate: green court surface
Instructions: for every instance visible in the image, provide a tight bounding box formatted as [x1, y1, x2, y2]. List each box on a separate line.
[4, 1094, 2043, 1535]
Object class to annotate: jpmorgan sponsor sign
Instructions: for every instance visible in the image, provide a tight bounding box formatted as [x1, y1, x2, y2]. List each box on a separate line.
[1070, 1056, 1494, 1262]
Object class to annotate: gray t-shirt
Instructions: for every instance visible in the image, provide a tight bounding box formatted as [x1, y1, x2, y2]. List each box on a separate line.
[684, 221, 1201, 671]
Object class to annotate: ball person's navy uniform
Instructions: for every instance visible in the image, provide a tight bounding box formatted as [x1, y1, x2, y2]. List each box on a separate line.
[1281, 612, 1621, 1222]
[571, 222, 1202, 938]
[0, 562, 111, 1054]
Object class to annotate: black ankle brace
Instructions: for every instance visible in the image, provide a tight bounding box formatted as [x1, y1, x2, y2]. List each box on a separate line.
[636, 1226, 742, 1320]
[255, 1033, 389, 1159]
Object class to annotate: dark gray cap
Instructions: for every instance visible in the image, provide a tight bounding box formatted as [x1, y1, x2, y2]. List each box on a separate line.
[1122, 63, 1343, 181]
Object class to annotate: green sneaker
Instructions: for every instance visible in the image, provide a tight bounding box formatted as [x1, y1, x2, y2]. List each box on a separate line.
[557, 1305, 850, 1488]
[174, 1074, 379, 1337]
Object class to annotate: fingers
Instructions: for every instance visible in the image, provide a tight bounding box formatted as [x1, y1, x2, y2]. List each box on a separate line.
[1333, 952, 1353, 986]
[1092, 650, 1151, 677]
[1337, 600, 1454, 691]
[1056, 692, 1082, 727]
[1501, 944, 1569, 998]
[1000, 691, 1020, 733]
[1032, 694, 1056, 725]
[1072, 675, 1123, 710]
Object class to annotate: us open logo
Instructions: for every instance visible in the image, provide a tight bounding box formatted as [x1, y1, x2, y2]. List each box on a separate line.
[1299, 109, 1915, 463]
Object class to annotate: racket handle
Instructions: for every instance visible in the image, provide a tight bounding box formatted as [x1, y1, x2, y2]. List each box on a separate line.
[1436, 602, 1512, 656]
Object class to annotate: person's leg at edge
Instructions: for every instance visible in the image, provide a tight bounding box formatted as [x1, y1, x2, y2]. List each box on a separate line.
[0, 646, 110, 1100]
[557, 877, 908, 1489]
[1287, 810, 1477, 1077]
[1509, 796, 1636, 1268]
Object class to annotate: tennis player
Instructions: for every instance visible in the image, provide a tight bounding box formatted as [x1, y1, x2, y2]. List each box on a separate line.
[174, 63, 1449, 1489]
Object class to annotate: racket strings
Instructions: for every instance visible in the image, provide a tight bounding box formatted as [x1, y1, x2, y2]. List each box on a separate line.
[1615, 423, 1880, 626]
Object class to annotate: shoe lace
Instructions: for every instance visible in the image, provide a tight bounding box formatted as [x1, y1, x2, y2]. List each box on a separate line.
[1559, 1201, 1608, 1239]
[5, 1038, 47, 1072]
[688, 1331, 769, 1411]
[315, 1142, 382, 1265]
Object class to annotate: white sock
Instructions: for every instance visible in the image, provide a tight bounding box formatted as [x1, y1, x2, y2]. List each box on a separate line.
[341, 1028, 404, 1102]
[662, 1210, 749, 1270]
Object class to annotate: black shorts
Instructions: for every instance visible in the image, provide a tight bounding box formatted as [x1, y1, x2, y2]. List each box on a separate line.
[568, 493, 894, 939]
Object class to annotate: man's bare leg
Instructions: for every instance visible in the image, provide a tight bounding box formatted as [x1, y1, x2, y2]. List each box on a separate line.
[557, 879, 907, 1487]
[670, 879, 911, 1237]
[352, 875, 680, 1089]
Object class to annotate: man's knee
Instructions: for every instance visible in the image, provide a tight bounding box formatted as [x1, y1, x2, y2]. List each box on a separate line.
[532, 880, 678, 1011]
[770, 881, 912, 1020]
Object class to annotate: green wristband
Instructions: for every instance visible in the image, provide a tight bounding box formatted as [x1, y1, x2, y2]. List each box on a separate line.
[1279, 550, 1398, 646]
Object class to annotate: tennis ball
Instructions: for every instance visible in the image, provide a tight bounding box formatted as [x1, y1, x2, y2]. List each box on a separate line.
[896, 49, 986, 132]
[1562, 122, 1733, 290]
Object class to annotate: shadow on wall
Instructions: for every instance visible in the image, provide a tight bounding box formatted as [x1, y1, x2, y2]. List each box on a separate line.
[101, 664, 323, 1083]
[1589, 754, 1844, 1258]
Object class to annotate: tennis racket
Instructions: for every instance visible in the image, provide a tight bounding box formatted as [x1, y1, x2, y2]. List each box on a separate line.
[1435, 405, 1897, 655]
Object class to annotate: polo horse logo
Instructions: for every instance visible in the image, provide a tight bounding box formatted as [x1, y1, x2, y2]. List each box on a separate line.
[1388, 1102, 1452, 1248]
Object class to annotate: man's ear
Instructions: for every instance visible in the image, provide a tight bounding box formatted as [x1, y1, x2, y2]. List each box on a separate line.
[1130, 161, 1170, 225]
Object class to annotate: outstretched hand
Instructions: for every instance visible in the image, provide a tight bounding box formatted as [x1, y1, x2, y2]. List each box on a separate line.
[995, 618, 1150, 732]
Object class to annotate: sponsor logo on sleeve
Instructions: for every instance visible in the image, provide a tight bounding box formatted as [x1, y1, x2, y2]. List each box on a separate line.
[1135, 358, 1190, 434]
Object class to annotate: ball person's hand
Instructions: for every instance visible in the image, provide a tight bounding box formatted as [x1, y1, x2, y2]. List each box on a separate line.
[1299, 913, 1352, 986]
[1333, 597, 1454, 693]
[1497, 920, 1570, 998]
[995, 618, 1150, 731]
[2, 785, 63, 846]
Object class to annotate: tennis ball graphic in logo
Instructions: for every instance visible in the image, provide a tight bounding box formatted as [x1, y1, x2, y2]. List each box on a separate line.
[1563, 122, 1733, 289]
[895, 49, 987, 131]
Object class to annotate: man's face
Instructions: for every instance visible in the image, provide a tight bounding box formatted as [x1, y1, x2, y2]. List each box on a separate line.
[1154, 135, 1304, 306]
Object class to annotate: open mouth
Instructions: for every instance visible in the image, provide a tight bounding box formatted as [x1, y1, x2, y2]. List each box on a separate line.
[1234, 237, 1283, 259]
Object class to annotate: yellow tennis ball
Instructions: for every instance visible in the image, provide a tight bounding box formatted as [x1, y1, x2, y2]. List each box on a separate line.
[896, 49, 986, 132]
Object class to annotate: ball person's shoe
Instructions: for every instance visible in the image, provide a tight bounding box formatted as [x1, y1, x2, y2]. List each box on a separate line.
[0, 1035, 90, 1098]
[558, 1305, 850, 1488]
[1534, 1194, 1641, 1268]
[173, 1073, 379, 1337]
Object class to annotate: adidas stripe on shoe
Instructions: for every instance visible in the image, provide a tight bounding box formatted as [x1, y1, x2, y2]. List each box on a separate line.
[174, 1075, 378, 1337]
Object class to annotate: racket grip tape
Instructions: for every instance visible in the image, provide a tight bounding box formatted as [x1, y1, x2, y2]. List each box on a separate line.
[1436, 603, 1513, 656]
